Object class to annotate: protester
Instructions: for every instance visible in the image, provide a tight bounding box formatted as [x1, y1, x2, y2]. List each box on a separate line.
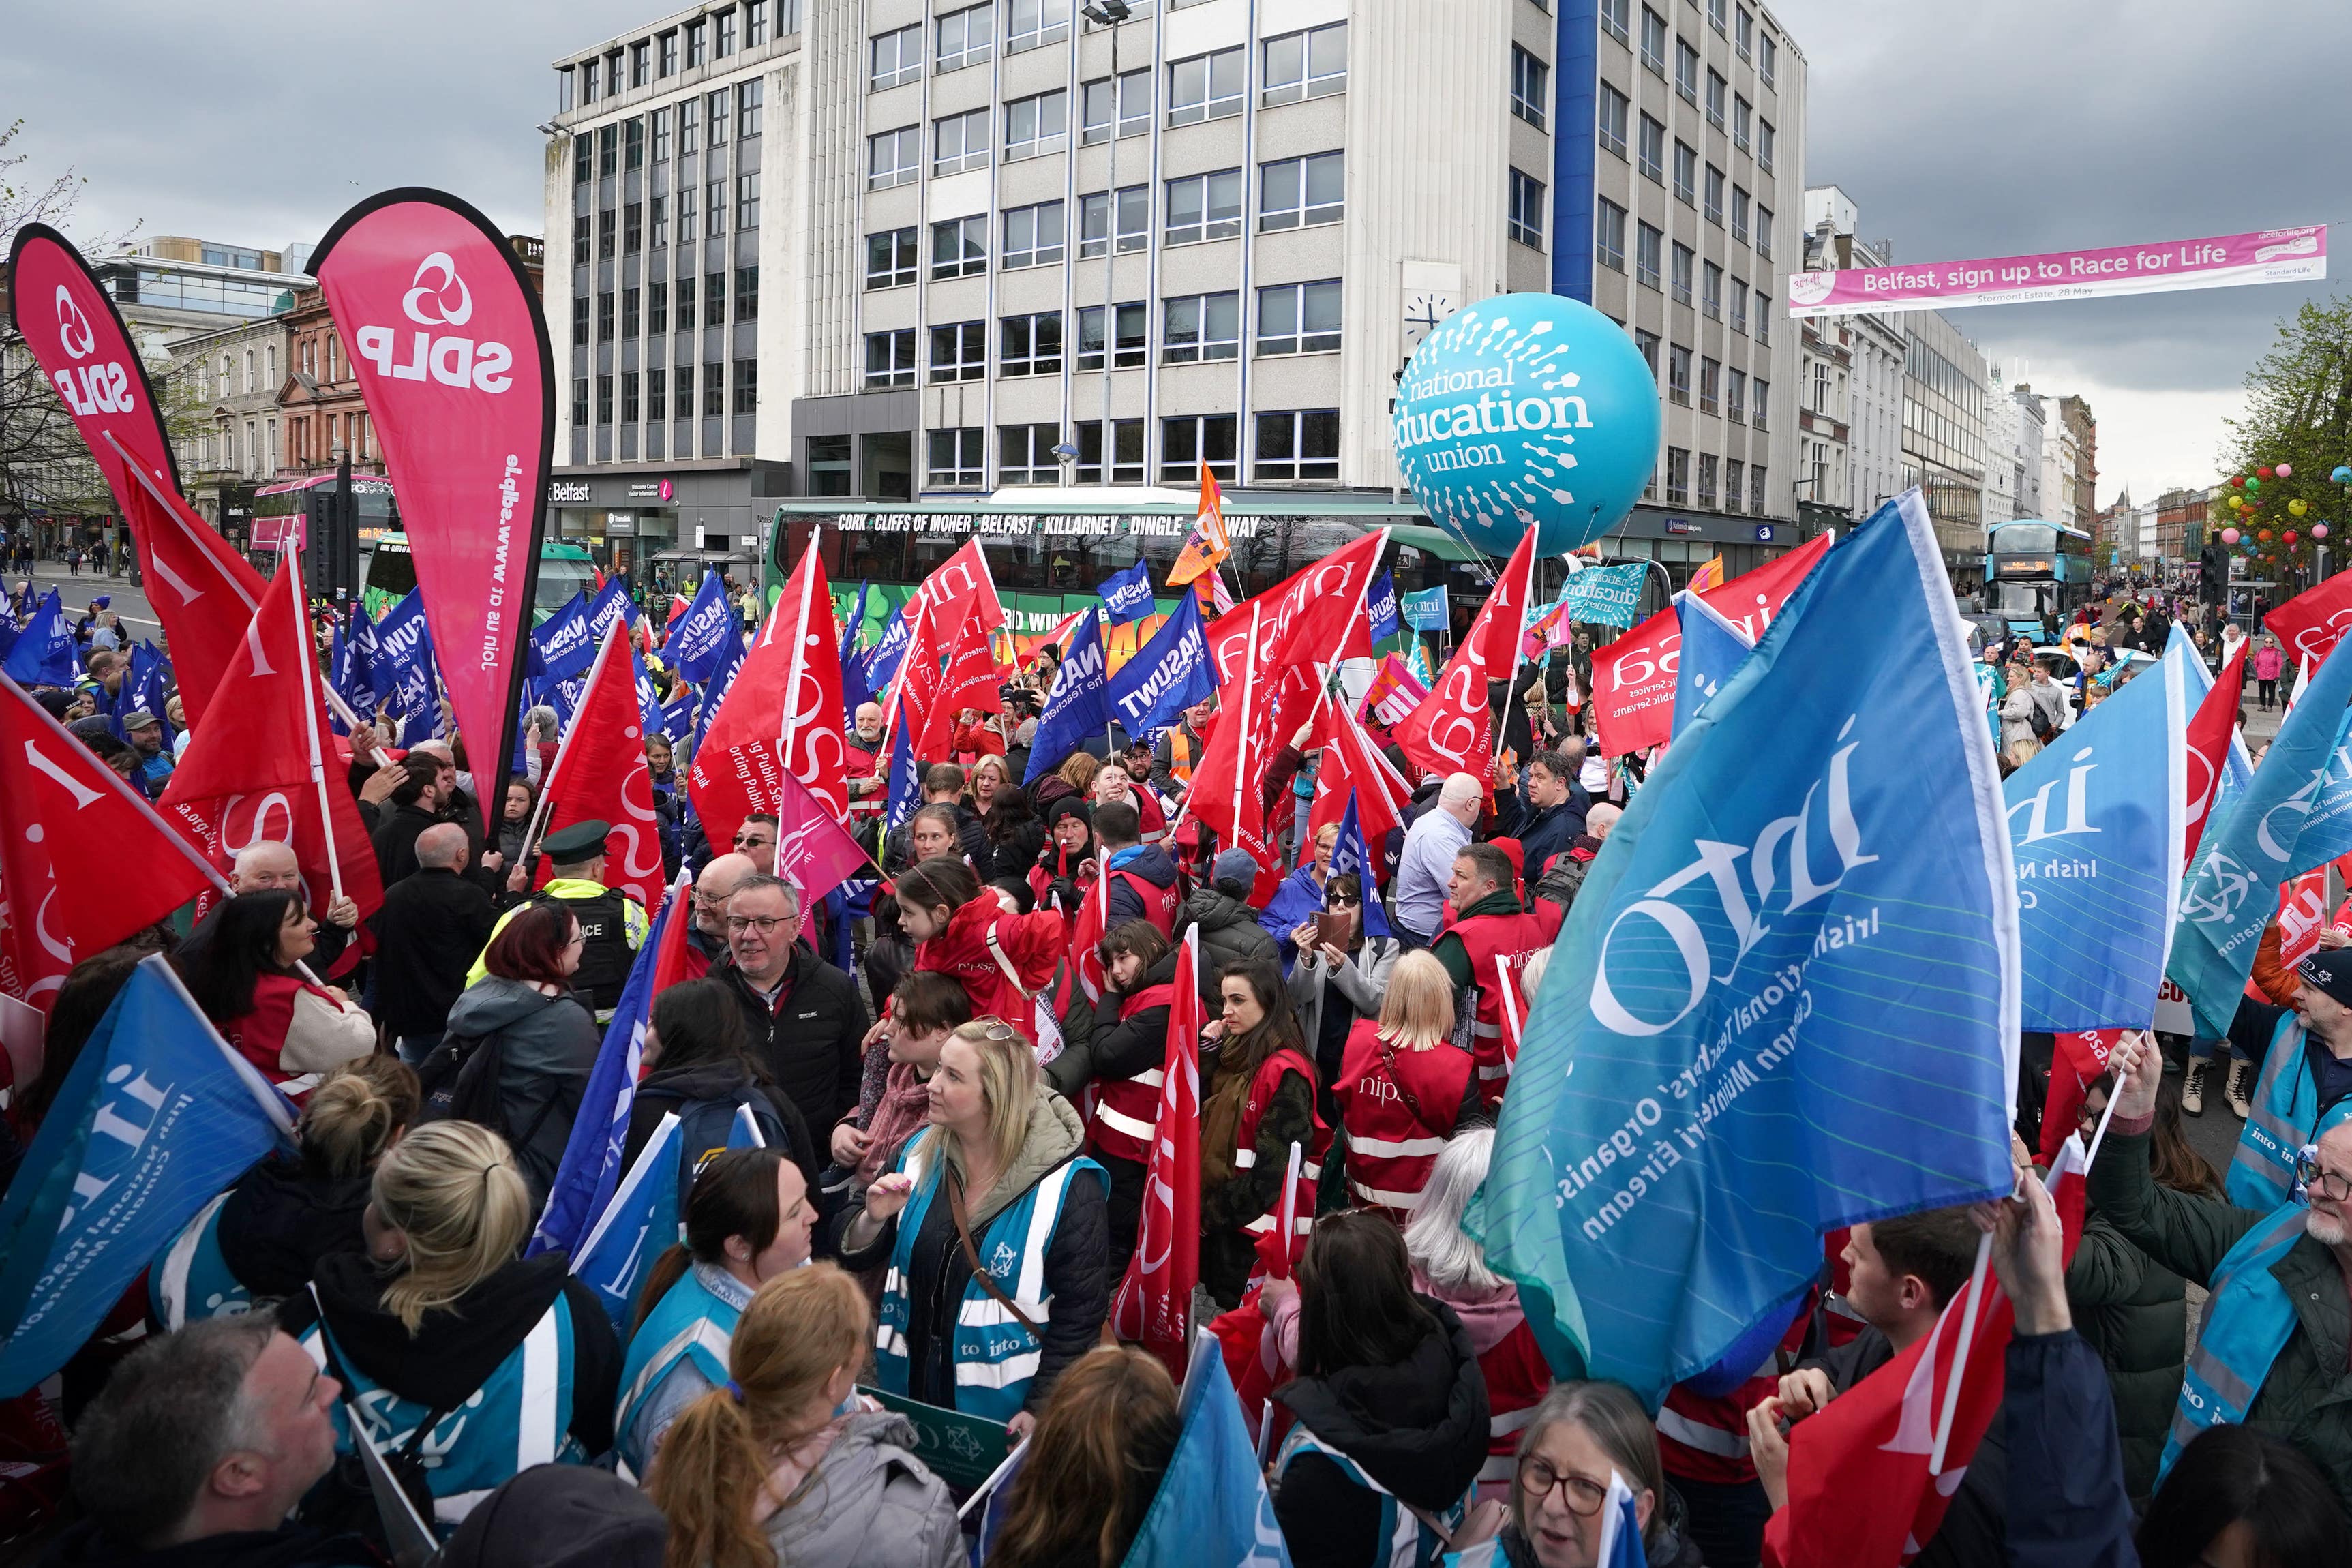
[710, 873, 869, 1141]
[285, 1121, 620, 1528]
[1051, 920, 1178, 1278]
[1188, 849, 1281, 997]
[624, 977, 815, 1195]
[616, 1147, 817, 1476]
[1029, 796, 1096, 916]
[1332, 950, 1481, 1220]
[372, 821, 498, 1066]
[1149, 696, 1215, 800]
[1393, 774, 1483, 948]
[372, 755, 448, 886]
[121, 710, 173, 796]
[1260, 822, 1341, 967]
[1434, 842, 1554, 1108]
[2252, 631, 2285, 710]
[1201, 956, 1325, 1306]
[898, 856, 1066, 1025]
[728, 813, 779, 876]
[229, 839, 359, 973]
[985, 1346, 1181, 1568]
[1090, 759, 1167, 845]
[498, 779, 538, 866]
[1091, 799, 1181, 934]
[1264, 1210, 1491, 1567]
[1496, 748, 1589, 881]
[439, 901, 604, 1202]
[682, 851, 755, 980]
[473, 820, 648, 1019]
[2227, 948, 2352, 1209]
[831, 972, 973, 1208]
[438, 1466, 669, 1568]
[1449, 1381, 1706, 1568]
[173, 890, 374, 1096]
[838, 1019, 1109, 1431]
[1288, 870, 1398, 1119]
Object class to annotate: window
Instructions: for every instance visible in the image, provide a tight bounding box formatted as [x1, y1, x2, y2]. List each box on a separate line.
[738, 80, 763, 138]
[866, 329, 916, 387]
[1751, 379, 1769, 429]
[736, 265, 759, 319]
[1750, 463, 1766, 515]
[1759, 33, 1776, 86]
[929, 427, 985, 487]
[1671, 243, 1693, 303]
[580, 59, 599, 105]
[708, 87, 732, 145]
[936, 4, 993, 71]
[806, 434, 851, 494]
[1081, 70, 1149, 143]
[1162, 292, 1240, 362]
[1706, 68, 1726, 127]
[1734, 95, 1751, 151]
[1728, 367, 1748, 421]
[731, 174, 757, 230]
[1640, 6, 1667, 73]
[714, 7, 738, 57]
[598, 209, 617, 259]
[1634, 328, 1661, 375]
[1168, 47, 1244, 125]
[622, 371, 641, 423]
[598, 123, 618, 177]
[1165, 170, 1242, 245]
[1757, 119, 1775, 173]
[573, 133, 590, 184]
[704, 361, 727, 417]
[934, 109, 989, 175]
[649, 194, 667, 245]
[1755, 288, 1770, 344]
[1635, 222, 1663, 288]
[1261, 151, 1343, 230]
[1702, 261, 1722, 318]
[597, 374, 614, 425]
[1809, 360, 1830, 412]
[1676, 37, 1699, 102]
[560, 66, 575, 112]
[1672, 141, 1696, 205]
[1077, 419, 1145, 484]
[674, 365, 693, 416]
[999, 424, 1062, 484]
[1008, 0, 1072, 53]
[1704, 165, 1723, 225]
[607, 50, 624, 97]
[1511, 46, 1548, 130]
[931, 215, 986, 277]
[675, 185, 697, 239]
[571, 212, 590, 253]
[571, 295, 589, 346]
[749, 1, 770, 46]
[1699, 356, 1719, 414]
[687, 18, 708, 65]
[1257, 280, 1341, 354]
[1730, 280, 1747, 333]
[597, 290, 615, 340]
[1601, 0, 1629, 45]
[659, 29, 678, 75]
[1508, 169, 1545, 249]
[622, 287, 642, 338]
[705, 271, 727, 325]
[1263, 22, 1346, 104]
[1004, 90, 1068, 160]
[1736, 6, 1752, 59]
[1596, 199, 1627, 271]
[869, 125, 919, 187]
[1598, 84, 1629, 157]
[1668, 344, 1691, 404]
[1162, 414, 1237, 482]
[572, 377, 589, 425]
[868, 226, 918, 288]
[650, 280, 669, 332]
[1080, 186, 1149, 255]
[1666, 447, 1689, 504]
[625, 118, 645, 170]
[652, 108, 672, 162]
[1732, 185, 1750, 244]
[681, 98, 699, 153]
[1638, 115, 1665, 182]
[931, 321, 986, 382]
[1078, 303, 1148, 370]
[706, 180, 727, 236]
[1726, 458, 1744, 511]
[1755, 205, 1773, 259]
[675, 275, 696, 325]
[1698, 453, 1717, 508]
[1256, 410, 1339, 481]
[1002, 202, 1066, 268]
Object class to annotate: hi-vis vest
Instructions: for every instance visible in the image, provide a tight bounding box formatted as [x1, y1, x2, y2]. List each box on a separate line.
[615, 1262, 744, 1477]
[1088, 982, 1176, 1163]
[2229, 1013, 2352, 1210]
[2160, 1198, 2309, 1481]
[1234, 1046, 1329, 1265]
[300, 1295, 587, 1530]
[1107, 860, 1181, 937]
[151, 1192, 250, 1331]
[1275, 1423, 1463, 1568]
[1170, 728, 1195, 789]
[873, 1132, 1107, 1422]
[1449, 911, 1550, 1106]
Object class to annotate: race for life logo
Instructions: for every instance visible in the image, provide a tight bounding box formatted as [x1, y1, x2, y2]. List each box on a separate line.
[355, 251, 513, 393]
[47, 282, 136, 417]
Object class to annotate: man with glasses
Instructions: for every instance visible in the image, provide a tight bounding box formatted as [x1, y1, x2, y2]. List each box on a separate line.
[730, 812, 779, 875]
[678, 851, 757, 982]
[712, 872, 870, 1136]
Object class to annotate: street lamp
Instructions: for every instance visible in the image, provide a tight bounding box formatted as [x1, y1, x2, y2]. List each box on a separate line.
[1079, 0, 1132, 487]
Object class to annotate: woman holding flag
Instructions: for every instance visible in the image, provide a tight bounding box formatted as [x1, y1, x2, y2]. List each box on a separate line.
[174, 890, 376, 1099]
[1199, 957, 1327, 1308]
[1438, 1381, 1704, 1568]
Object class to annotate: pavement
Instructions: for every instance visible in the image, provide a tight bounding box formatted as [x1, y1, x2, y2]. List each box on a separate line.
[11, 562, 166, 637]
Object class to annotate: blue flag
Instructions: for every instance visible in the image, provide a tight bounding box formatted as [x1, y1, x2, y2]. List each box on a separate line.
[1399, 584, 1449, 633]
[631, 648, 665, 736]
[884, 717, 922, 833]
[531, 592, 596, 687]
[2006, 644, 2188, 1031]
[1330, 795, 1393, 939]
[570, 1112, 684, 1332]
[664, 573, 736, 683]
[370, 589, 442, 745]
[1671, 590, 1755, 738]
[1024, 612, 1113, 786]
[1108, 589, 1213, 741]
[0, 959, 296, 1396]
[586, 577, 636, 642]
[331, 605, 378, 730]
[689, 620, 747, 759]
[1121, 1329, 1293, 1568]
[1559, 563, 1651, 629]
[1366, 571, 1400, 643]
[1470, 491, 2019, 1406]
[837, 581, 873, 727]
[659, 691, 699, 744]
[1597, 1472, 1646, 1568]
[4, 590, 76, 687]
[530, 886, 676, 1259]
[1098, 560, 1156, 625]
[859, 609, 911, 704]
[0, 593, 21, 664]
[2169, 629, 2352, 1038]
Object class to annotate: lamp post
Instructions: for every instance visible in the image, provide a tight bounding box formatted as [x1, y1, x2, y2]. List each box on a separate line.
[1081, 0, 1131, 487]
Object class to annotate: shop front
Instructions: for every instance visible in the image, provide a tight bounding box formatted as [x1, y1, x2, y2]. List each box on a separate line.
[545, 459, 786, 590]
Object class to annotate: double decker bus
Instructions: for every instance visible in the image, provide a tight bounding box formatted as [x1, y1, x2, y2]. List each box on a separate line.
[1983, 519, 2092, 639]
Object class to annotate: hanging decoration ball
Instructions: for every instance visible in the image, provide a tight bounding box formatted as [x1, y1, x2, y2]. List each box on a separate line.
[2232, 474, 2248, 487]
[2277, 463, 2293, 478]
[2227, 495, 2244, 510]
[2317, 523, 2332, 539]
[2246, 477, 2262, 492]
[2291, 498, 2308, 516]
[2222, 527, 2241, 544]
[2287, 531, 2300, 547]
[2258, 466, 2275, 480]
[2334, 466, 2352, 484]
[2260, 530, 2274, 543]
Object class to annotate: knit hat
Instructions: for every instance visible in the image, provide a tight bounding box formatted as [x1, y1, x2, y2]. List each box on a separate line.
[2298, 949, 2352, 1010]
[1211, 848, 1259, 897]
[1043, 796, 1092, 830]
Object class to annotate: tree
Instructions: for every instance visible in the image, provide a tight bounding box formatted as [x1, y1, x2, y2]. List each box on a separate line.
[2216, 294, 2352, 587]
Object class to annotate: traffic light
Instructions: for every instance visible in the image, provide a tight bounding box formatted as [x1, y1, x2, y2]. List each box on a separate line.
[2199, 542, 2230, 603]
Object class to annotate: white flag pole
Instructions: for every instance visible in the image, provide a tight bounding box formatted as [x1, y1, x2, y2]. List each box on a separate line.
[1926, 1231, 1993, 1475]
[286, 543, 344, 905]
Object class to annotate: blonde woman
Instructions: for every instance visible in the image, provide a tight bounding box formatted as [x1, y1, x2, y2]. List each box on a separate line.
[647, 1265, 961, 1568]
[837, 1019, 1109, 1438]
[286, 1120, 621, 1531]
[1331, 950, 1480, 1221]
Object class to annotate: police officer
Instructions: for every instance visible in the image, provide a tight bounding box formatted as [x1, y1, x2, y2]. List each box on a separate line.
[468, 818, 648, 1019]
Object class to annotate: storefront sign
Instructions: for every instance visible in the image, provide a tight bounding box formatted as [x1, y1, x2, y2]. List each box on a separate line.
[605, 513, 637, 534]
[625, 479, 674, 500]
[824, 510, 1264, 541]
[549, 480, 591, 503]
[1663, 519, 1702, 535]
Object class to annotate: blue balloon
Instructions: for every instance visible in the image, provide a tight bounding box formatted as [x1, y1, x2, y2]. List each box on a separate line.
[1391, 293, 1663, 558]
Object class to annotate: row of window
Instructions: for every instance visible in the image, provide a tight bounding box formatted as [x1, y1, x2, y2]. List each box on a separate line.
[573, 82, 766, 184]
[572, 175, 762, 258]
[1629, 327, 1772, 427]
[1603, 0, 1777, 88]
[571, 269, 760, 345]
[1657, 448, 1769, 514]
[1598, 208, 1776, 337]
[869, 11, 1344, 117]
[1600, 91, 1775, 254]
[562, 1, 793, 108]
[903, 408, 1337, 488]
[571, 361, 757, 425]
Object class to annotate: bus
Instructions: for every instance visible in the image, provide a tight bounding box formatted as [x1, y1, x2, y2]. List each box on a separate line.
[248, 472, 399, 577]
[1982, 519, 2093, 640]
[357, 532, 601, 622]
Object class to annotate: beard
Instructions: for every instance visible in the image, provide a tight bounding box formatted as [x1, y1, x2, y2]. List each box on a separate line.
[2306, 1209, 2347, 1247]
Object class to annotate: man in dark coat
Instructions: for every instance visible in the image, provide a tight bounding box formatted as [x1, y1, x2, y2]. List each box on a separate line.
[371, 823, 498, 1065]
[710, 873, 871, 1137]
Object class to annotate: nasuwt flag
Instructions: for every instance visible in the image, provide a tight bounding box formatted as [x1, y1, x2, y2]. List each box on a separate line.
[0, 956, 295, 1396]
[1109, 586, 1216, 742]
[2004, 639, 2188, 1033]
[1119, 1328, 1293, 1568]
[1396, 529, 1537, 784]
[2265, 567, 2352, 669]
[1366, 571, 1401, 644]
[370, 588, 442, 746]
[3, 591, 75, 687]
[1590, 531, 1833, 757]
[1111, 927, 1205, 1381]
[6, 224, 269, 726]
[311, 190, 553, 811]
[571, 1109, 684, 1331]
[1470, 491, 2019, 1404]
[1328, 795, 1395, 940]
[1025, 610, 1113, 786]
[1099, 560, 1157, 626]
[532, 591, 597, 685]
[2168, 628, 2352, 1038]
[532, 628, 668, 914]
[2173, 625, 2253, 858]
[1670, 589, 1757, 738]
[0, 674, 226, 1011]
[664, 571, 737, 683]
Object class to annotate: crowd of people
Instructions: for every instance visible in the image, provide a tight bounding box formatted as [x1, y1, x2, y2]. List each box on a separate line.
[7, 564, 2352, 1568]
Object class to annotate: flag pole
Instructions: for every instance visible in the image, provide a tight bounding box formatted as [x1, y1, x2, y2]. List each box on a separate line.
[286, 543, 345, 905]
[523, 629, 622, 866]
[1494, 536, 1541, 783]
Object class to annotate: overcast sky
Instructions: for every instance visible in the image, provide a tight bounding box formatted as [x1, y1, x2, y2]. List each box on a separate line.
[8, 0, 2342, 509]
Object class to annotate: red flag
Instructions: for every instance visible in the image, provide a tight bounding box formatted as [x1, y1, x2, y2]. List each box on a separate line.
[649, 869, 697, 995]
[901, 539, 1005, 637]
[1068, 861, 1111, 1006]
[2036, 1028, 2120, 1166]
[687, 542, 849, 854]
[1112, 927, 1204, 1380]
[2184, 645, 2249, 858]
[534, 629, 667, 914]
[0, 675, 226, 1010]
[1189, 601, 1284, 896]
[2279, 871, 2329, 967]
[884, 592, 946, 748]
[2265, 571, 2352, 668]
[914, 600, 1006, 761]
[1592, 532, 1833, 757]
[1205, 530, 1388, 685]
[1308, 693, 1413, 853]
[1394, 530, 1537, 783]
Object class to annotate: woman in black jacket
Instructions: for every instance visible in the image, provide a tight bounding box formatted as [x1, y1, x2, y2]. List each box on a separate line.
[622, 978, 817, 1202]
[1046, 922, 1178, 1280]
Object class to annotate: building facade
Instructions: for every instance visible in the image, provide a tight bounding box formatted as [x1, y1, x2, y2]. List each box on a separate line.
[1979, 365, 2017, 526]
[2154, 485, 2208, 561]
[1899, 307, 1987, 581]
[164, 314, 292, 543]
[2010, 382, 2044, 519]
[1798, 186, 1911, 526]
[2057, 393, 2096, 536]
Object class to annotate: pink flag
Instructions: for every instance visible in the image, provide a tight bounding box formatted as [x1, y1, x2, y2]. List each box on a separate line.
[773, 768, 870, 906]
[1111, 929, 1203, 1381]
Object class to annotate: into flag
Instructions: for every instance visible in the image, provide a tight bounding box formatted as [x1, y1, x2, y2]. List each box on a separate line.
[1670, 589, 1758, 738]
[1596, 1471, 1646, 1568]
[1111, 929, 1204, 1380]
[571, 1110, 684, 1331]
[1119, 1327, 1293, 1568]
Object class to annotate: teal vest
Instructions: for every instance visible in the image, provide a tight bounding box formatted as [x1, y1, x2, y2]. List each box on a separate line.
[150, 1192, 250, 1330]
[1276, 1423, 1464, 1568]
[614, 1263, 744, 1477]
[299, 1294, 586, 1532]
[2160, 1198, 2311, 1481]
[2229, 1014, 2352, 1209]
[872, 1131, 1106, 1423]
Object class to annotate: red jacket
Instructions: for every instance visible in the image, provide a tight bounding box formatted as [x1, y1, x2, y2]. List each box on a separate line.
[914, 894, 1066, 1027]
[1234, 1045, 1329, 1275]
[1332, 1021, 1475, 1220]
[1088, 982, 1175, 1163]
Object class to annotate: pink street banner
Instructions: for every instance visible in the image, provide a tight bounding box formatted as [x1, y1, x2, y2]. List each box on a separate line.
[1786, 225, 2327, 318]
[310, 188, 554, 812]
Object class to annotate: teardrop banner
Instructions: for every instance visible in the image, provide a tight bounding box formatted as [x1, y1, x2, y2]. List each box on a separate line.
[309, 188, 554, 827]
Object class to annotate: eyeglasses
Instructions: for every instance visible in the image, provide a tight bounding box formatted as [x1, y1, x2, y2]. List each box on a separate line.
[733, 832, 774, 847]
[726, 914, 798, 935]
[1519, 1459, 1609, 1518]
[967, 1018, 1022, 1042]
[2295, 1147, 2352, 1202]
[1325, 894, 1359, 909]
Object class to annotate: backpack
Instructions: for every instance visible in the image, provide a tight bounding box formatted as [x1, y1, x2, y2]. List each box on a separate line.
[672, 1087, 791, 1187]
[416, 1027, 563, 1154]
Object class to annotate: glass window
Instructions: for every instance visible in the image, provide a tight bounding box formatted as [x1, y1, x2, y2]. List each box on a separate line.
[1596, 199, 1627, 271]
[1638, 115, 1665, 182]
[1698, 453, 1717, 507]
[1732, 185, 1750, 243]
[1730, 279, 1747, 333]
[559, 66, 576, 112]
[622, 286, 641, 337]
[872, 25, 922, 89]
[675, 275, 696, 325]
[1255, 410, 1339, 481]
[673, 364, 694, 417]
[680, 97, 699, 153]
[748, 1, 770, 46]
[1263, 21, 1346, 105]
[738, 80, 763, 139]
[1725, 458, 1744, 511]
[1259, 151, 1343, 230]
[705, 270, 727, 325]
[936, 3, 993, 71]
[706, 180, 727, 236]
[1508, 169, 1545, 250]
[714, 7, 738, 56]
[1168, 47, 1243, 125]
[1666, 447, 1689, 504]
[999, 312, 1064, 376]
[571, 295, 589, 345]
[1511, 47, 1548, 130]
[736, 265, 758, 318]
[929, 427, 985, 487]
[1704, 165, 1723, 225]
[1750, 463, 1766, 515]
[1674, 141, 1695, 205]
[1752, 379, 1769, 429]
[1671, 243, 1693, 304]
[1007, 0, 1072, 52]
[868, 226, 919, 288]
[675, 185, 697, 239]
[807, 433, 851, 494]
[622, 371, 641, 423]
[1759, 33, 1776, 85]
[1755, 288, 1771, 344]
[1734, 95, 1751, 151]
[686, 18, 707, 66]
[1598, 84, 1628, 157]
[1164, 170, 1242, 245]
[1256, 280, 1341, 355]
[999, 423, 1062, 485]
[1668, 344, 1691, 404]
[866, 329, 916, 388]
[868, 126, 918, 188]
[624, 118, 645, 170]
[1706, 68, 1726, 127]
[1755, 205, 1773, 259]
[1758, 119, 1775, 172]
[580, 59, 600, 104]
[1675, 37, 1698, 102]
[935, 108, 990, 174]
[1727, 367, 1747, 421]
[931, 215, 986, 277]
[1081, 70, 1150, 143]
[1635, 222, 1662, 288]
[573, 133, 590, 183]
[1640, 6, 1666, 73]
[597, 123, 618, 176]
[1004, 90, 1068, 160]
[1002, 202, 1065, 267]
[596, 373, 614, 425]
[1161, 414, 1237, 483]
[1633, 328, 1660, 374]
[1736, 5, 1753, 58]
[650, 194, 667, 244]
[1077, 419, 1145, 484]
[1699, 356, 1719, 413]
[605, 51, 622, 98]
[597, 290, 615, 340]
[651, 108, 673, 162]
[597, 209, 615, 260]
[1079, 186, 1149, 256]
[659, 29, 678, 74]
[1601, 0, 1629, 44]
[708, 87, 732, 146]
[736, 172, 759, 228]
[732, 358, 756, 417]
[930, 321, 986, 382]
[1077, 303, 1148, 370]
[649, 280, 669, 331]
[1162, 292, 1239, 363]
